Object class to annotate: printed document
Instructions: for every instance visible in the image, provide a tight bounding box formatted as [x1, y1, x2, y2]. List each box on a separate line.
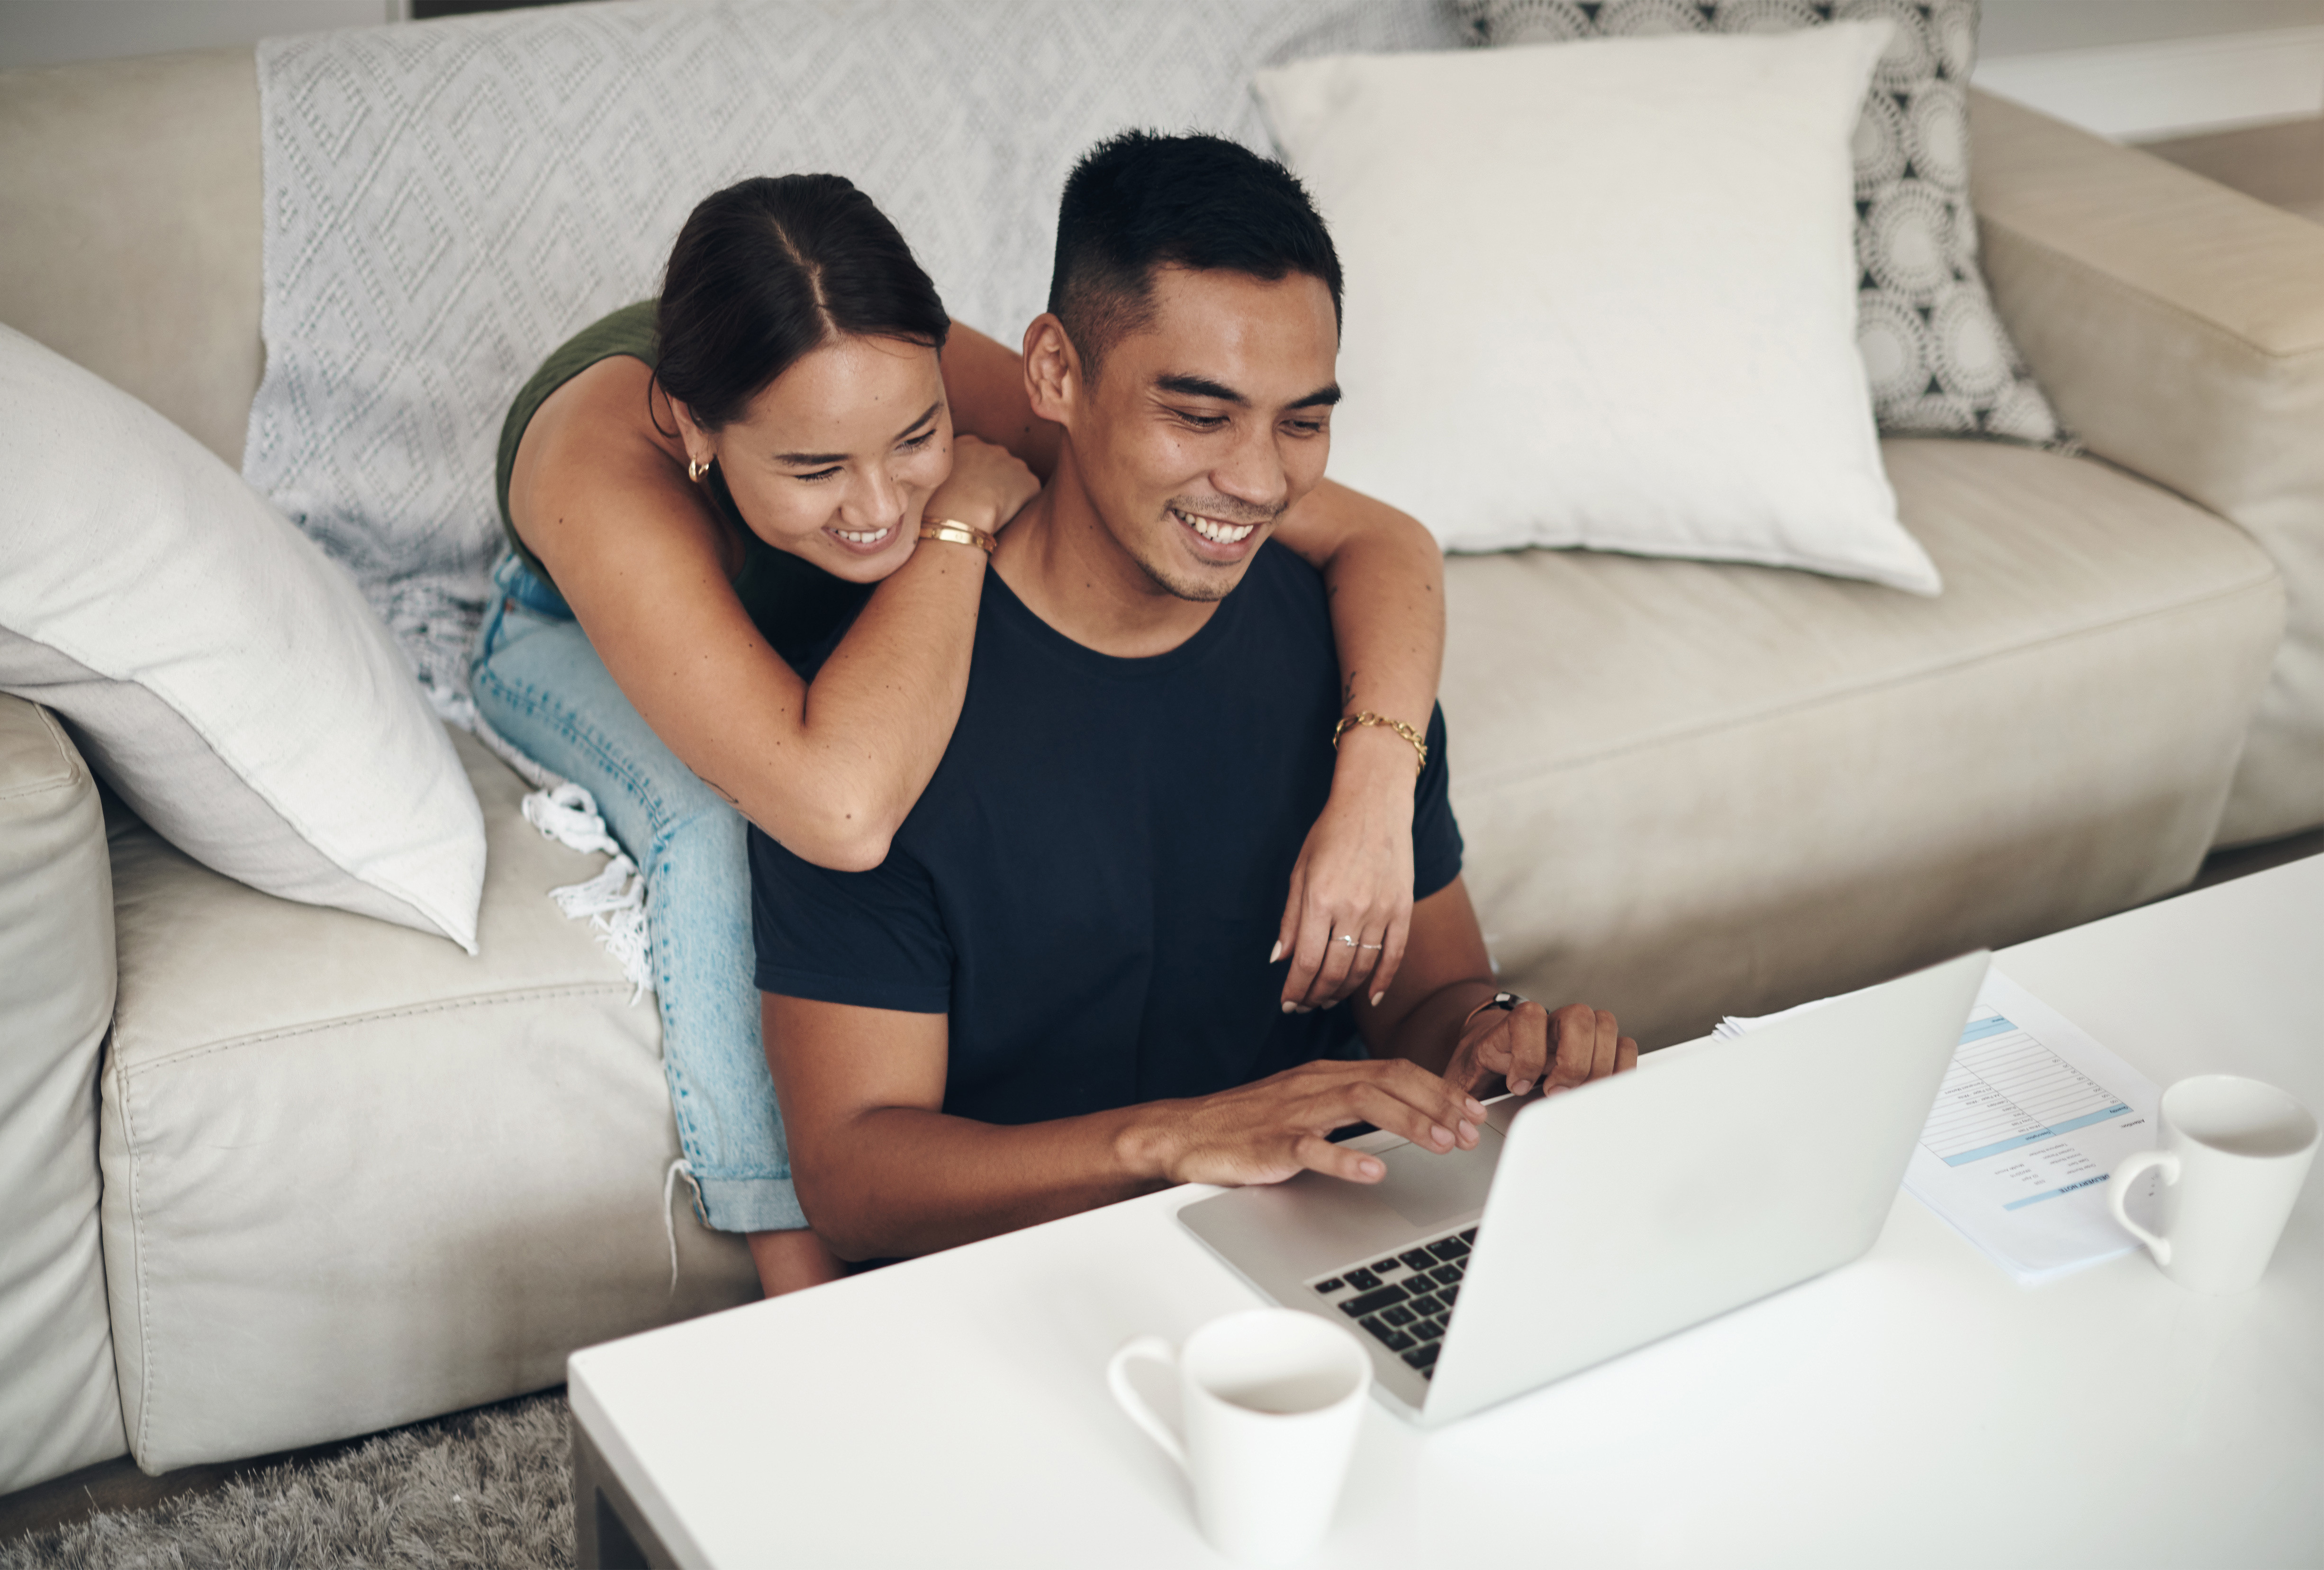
[1718, 968, 2160, 1285]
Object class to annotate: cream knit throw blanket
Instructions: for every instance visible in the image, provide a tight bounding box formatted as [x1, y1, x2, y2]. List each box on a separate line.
[243, 0, 1459, 724]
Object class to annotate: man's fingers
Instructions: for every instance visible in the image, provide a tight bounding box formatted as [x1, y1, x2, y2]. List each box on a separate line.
[1592, 1008, 1621, 1080]
[1293, 1132, 1385, 1184]
[1538, 1004, 1632, 1094]
[1500, 1002, 1553, 1096]
[1346, 1068, 1482, 1153]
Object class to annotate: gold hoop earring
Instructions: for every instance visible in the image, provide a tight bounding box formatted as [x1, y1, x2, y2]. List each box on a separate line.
[687, 458, 710, 484]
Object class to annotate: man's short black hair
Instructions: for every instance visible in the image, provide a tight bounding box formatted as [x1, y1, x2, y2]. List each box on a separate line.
[1047, 130, 1343, 378]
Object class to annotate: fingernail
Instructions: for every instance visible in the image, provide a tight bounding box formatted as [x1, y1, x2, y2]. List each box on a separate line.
[1431, 1124, 1453, 1147]
[1510, 1080, 1531, 1096]
[1459, 1120, 1477, 1142]
[1269, 941, 1283, 964]
[1465, 1097, 1486, 1119]
[1361, 1158, 1382, 1178]
[1370, 992, 1385, 1007]
[1281, 1000, 1296, 1014]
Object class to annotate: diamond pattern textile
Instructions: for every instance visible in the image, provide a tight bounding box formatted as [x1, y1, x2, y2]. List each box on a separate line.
[1454, 0, 2066, 452]
[247, 0, 1462, 719]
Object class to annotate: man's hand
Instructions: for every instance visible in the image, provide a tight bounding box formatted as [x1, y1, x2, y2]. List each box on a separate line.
[1130, 1058, 1487, 1189]
[1443, 999, 1637, 1100]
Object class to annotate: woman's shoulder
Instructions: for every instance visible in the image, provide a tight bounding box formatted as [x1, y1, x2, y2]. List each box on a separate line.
[510, 300, 662, 423]
[497, 300, 664, 531]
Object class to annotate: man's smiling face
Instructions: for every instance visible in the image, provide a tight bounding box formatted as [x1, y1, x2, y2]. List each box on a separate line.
[1073, 264, 1341, 603]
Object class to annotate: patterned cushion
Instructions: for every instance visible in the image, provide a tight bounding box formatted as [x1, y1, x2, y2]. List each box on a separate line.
[1453, 0, 2064, 448]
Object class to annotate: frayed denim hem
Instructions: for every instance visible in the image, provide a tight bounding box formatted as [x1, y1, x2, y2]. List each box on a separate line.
[694, 1172, 811, 1235]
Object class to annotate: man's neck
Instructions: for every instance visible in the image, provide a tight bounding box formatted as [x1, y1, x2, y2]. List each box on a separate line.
[990, 451, 1227, 661]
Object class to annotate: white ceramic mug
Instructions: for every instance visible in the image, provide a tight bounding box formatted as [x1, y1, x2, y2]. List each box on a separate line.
[2108, 1074, 2318, 1295]
[1107, 1308, 1371, 1565]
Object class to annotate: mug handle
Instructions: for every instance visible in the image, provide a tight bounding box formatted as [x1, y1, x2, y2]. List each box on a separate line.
[1107, 1335, 1189, 1475]
[2108, 1149, 2183, 1264]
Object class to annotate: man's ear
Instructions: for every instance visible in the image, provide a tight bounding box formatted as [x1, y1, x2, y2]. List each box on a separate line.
[1022, 314, 1084, 426]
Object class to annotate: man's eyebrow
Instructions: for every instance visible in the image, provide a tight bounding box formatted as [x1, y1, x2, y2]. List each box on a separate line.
[772, 400, 942, 466]
[1156, 373, 1247, 405]
[1155, 375, 1342, 411]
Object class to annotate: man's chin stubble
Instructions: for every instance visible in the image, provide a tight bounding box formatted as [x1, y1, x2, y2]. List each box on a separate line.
[1130, 549, 1236, 605]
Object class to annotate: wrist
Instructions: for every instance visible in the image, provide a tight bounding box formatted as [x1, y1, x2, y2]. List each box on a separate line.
[917, 518, 997, 556]
[1332, 709, 1429, 776]
[1112, 1101, 1185, 1185]
[1332, 722, 1422, 796]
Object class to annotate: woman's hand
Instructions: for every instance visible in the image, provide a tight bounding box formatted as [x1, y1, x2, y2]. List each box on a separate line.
[1274, 728, 1418, 1012]
[922, 433, 1040, 537]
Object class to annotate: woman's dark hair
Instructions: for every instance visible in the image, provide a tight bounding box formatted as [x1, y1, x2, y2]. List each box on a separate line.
[655, 173, 950, 432]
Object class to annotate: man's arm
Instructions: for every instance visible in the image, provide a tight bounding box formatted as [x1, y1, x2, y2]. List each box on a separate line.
[1355, 875, 1638, 1097]
[764, 995, 1487, 1263]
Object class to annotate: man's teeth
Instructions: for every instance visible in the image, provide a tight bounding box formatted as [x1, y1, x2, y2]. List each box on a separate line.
[834, 526, 891, 546]
[1176, 509, 1256, 545]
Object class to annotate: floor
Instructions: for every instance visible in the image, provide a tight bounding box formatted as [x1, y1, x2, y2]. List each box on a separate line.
[0, 1422, 394, 1547]
[7, 104, 2324, 1562]
[2140, 114, 2324, 225]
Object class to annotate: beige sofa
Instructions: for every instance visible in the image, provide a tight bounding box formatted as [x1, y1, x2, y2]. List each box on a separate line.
[3, 9, 2319, 1494]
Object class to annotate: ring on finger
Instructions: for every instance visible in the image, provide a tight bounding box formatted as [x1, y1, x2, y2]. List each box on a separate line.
[1357, 941, 1384, 950]
[1337, 934, 1357, 948]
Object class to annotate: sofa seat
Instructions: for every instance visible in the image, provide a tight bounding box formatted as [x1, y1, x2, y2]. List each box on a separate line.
[1443, 439, 2285, 1047]
[99, 726, 757, 1475]
[0, 696, 123, 1492]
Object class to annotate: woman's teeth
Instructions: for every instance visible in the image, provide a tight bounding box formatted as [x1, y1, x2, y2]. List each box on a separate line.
[1175, 509, 1256, 545]
[833, 525, 892, 546]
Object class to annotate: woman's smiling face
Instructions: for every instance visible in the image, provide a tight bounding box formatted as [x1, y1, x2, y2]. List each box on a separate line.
[688, 333, 953, 582]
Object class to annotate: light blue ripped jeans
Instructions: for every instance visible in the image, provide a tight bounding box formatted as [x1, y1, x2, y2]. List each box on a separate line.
[470, 550, 805, 1234]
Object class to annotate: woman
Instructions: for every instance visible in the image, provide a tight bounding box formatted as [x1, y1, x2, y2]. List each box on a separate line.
[472, 174, 1446, 1298]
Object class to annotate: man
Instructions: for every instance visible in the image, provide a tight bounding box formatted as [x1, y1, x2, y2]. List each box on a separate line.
[751, 131, 1635, 1263]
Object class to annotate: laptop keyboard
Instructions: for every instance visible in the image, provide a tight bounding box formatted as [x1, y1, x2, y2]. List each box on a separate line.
[1307, 1227, 1475, 1379]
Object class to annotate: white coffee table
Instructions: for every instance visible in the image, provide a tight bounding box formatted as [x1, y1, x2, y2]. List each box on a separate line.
[569, 855, 2324, 1568]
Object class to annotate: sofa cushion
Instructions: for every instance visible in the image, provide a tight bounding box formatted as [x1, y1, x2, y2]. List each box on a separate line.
[0, 324, 488, 953]
[99, 726, 757, 1474]
[0, 695, 127, 1492]
[1455, 0, 2064, 449]
[1443, 439, 2282, 1047]
[1255, 24, 1936, 593]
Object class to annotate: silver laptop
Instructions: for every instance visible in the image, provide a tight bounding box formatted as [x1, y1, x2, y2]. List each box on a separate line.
[1180, 950, 1989, 1426]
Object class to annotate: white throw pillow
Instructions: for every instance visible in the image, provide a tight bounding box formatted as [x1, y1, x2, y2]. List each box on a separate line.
[1254, 22, 1943, 595]
[0, 326, 486, 951]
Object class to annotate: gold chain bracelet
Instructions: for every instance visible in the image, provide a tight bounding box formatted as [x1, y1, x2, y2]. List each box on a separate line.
[917, 519, 996, 555]
[1331, 711, 1427, 772]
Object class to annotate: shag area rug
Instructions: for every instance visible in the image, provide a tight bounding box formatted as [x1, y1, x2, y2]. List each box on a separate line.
[0, 1396, 571, 1570]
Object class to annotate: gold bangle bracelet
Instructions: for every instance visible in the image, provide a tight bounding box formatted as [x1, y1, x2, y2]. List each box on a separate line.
[1332, 710, 1427, 771]
[917, 519, 996, 555]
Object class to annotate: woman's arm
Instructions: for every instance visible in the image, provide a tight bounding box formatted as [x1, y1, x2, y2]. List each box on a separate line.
[510, 355, 1031, 870]
[941, 324, 1062, 481]
[1267, 480, 1447, 1011]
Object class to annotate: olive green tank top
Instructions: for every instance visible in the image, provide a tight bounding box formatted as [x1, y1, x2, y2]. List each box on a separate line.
[495, 300, 871, 668]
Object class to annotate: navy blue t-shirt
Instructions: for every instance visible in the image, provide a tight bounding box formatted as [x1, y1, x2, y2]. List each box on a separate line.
[749, 542, 1463, 1128]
